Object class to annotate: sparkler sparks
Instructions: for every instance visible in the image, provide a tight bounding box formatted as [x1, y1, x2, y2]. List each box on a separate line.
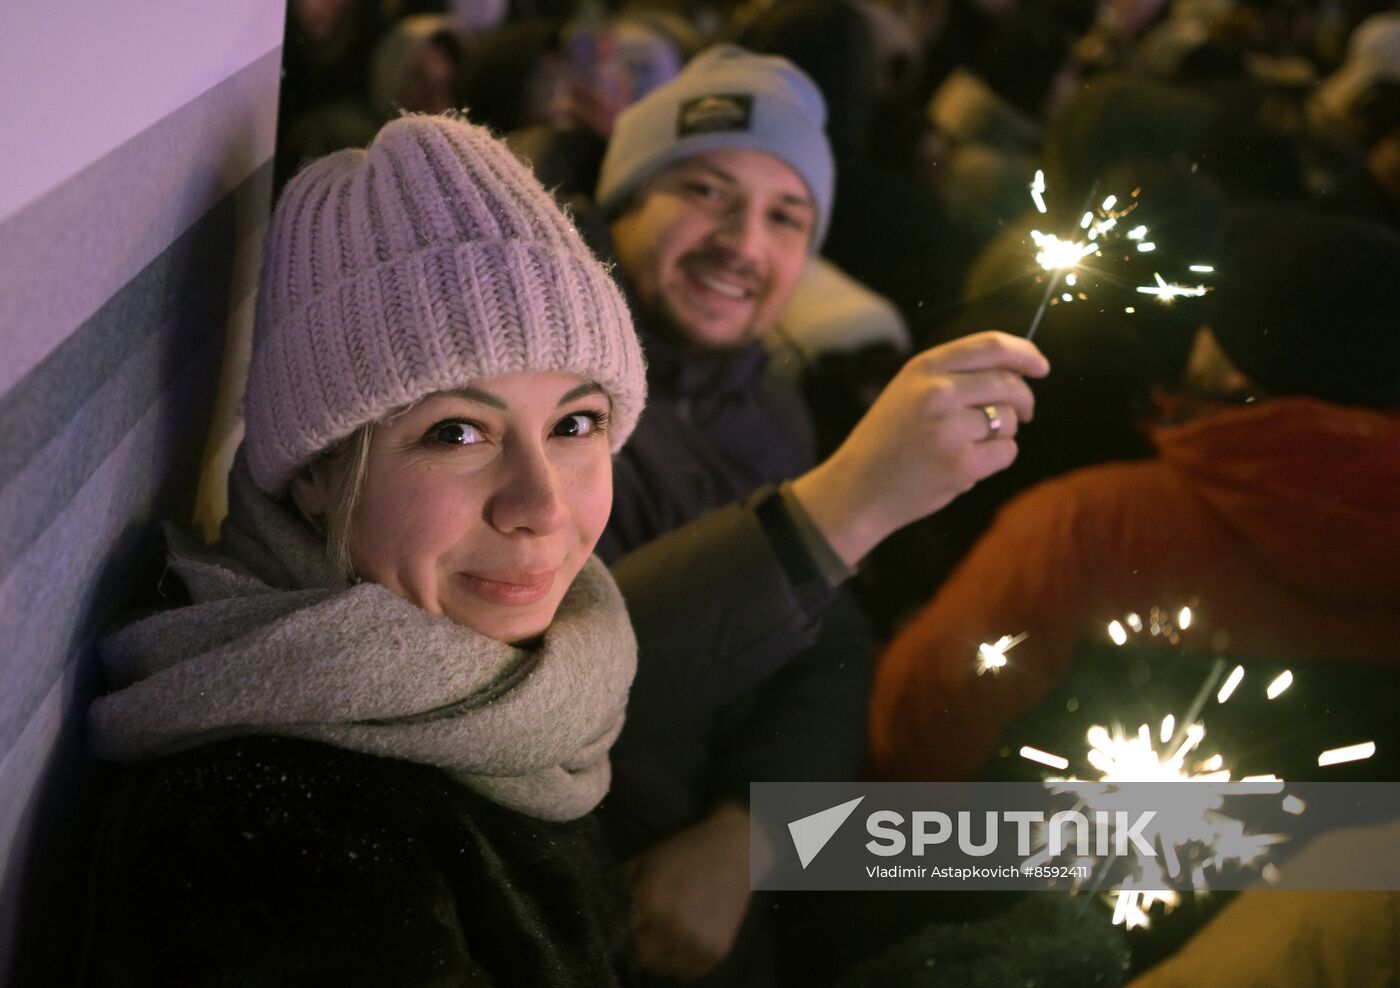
[1018, 607, 1294, 928]
[1136, 272, 1209, 303]
[1032, 714, 1288, 929]
[976, 632, 1028, 675]
[1030, 169, 1048, 214]
[1020, 174, 1215, 341]
[1002, 596, 1383, 929]
[1318, 742, 1376, 767]
[1016, 604, 1379, 928]
[1217, 666, 1245, 704]
[1031, 229, 1100, 272]
[1020, 746, 1070, 771]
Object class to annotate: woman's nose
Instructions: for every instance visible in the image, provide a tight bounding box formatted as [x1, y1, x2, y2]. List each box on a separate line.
[485, 442, 569, 536]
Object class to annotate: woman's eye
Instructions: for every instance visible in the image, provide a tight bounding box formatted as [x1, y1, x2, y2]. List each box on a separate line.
[553, 411, 606, 438]
[428, 420, 485, 446]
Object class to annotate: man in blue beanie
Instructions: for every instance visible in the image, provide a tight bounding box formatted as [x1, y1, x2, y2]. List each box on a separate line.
[588, 46, 1047, 985]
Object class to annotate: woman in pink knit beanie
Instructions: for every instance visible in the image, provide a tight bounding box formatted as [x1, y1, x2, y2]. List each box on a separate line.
[83, 114, 647, 985]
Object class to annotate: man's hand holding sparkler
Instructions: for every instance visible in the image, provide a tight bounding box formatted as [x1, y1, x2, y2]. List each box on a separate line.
[790, 331, 1049, 569]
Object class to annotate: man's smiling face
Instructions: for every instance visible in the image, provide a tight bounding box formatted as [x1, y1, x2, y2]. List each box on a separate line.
[609, 148, 815, 352]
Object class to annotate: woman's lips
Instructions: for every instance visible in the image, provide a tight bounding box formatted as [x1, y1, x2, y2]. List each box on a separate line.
[455, 569, 557, 606]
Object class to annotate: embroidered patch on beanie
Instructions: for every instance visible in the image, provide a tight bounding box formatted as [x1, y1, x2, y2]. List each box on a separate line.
[677, 94, 753, 135]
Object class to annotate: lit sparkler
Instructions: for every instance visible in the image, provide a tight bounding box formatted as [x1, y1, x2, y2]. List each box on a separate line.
[976, 632, 1029, 675]
[1015, 605, 1315, 929]
[1030, 229, 1100, 276]
[1016, 610, 1381, 927]
[1020, 173, 1216, 337]
[1022, 703, 1287, 928]
[1023, 175, 1109, 340]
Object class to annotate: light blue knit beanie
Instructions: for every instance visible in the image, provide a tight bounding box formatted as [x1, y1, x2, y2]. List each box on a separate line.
[595, 45, 835, 250]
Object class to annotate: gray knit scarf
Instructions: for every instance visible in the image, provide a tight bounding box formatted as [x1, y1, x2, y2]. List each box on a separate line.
[88, 452, 637, 822]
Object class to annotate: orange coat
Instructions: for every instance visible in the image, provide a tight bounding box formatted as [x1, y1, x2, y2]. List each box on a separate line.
[869, 398, 1400, 781]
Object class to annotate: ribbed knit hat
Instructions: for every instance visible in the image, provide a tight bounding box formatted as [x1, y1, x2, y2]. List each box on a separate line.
[595, 45, 835, 250]
[244, 114, 646, 495]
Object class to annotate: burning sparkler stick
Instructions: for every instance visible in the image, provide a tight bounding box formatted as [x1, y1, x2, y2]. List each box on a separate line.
[1023, 172, 1101, 341]
[1020, 172, 1216, 337]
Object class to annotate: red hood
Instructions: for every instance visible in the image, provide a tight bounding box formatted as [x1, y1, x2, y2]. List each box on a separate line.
[1153, 398, 1400, 604]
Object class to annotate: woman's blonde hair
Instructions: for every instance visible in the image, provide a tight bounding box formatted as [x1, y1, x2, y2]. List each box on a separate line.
[314, 423, 375, 580]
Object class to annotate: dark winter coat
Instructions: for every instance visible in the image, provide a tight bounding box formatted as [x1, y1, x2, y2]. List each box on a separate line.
[82, 735, 634, 987]
[597, 318, 872, 858]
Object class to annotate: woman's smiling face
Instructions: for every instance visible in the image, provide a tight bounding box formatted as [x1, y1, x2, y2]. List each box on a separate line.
[300, 371, 614, 644]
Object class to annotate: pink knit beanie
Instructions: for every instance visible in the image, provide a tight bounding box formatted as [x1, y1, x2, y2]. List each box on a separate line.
[243, 114, 646, 495]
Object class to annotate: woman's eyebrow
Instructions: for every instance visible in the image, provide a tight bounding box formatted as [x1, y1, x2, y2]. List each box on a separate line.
[557, 382, 606, 405]
[445, 386, 508, 410]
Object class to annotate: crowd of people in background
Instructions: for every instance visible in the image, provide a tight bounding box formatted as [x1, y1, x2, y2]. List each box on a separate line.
[278, 0, 1400, 622]
[81, 1, 1400, 985]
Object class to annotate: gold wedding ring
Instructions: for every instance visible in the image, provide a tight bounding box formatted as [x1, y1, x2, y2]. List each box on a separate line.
[980, 404, 1003, 440]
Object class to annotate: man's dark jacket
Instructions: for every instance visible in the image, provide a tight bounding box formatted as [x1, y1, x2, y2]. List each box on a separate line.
[596, 314, 873, 864]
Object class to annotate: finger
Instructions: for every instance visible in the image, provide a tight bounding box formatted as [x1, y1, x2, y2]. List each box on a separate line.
[968, 403, 1019, 442]
[915, 331, 1050, 378]
[958, 369, 1037, 422]
[927, 369, 1037, 422]
[966, 437, 1019, 480]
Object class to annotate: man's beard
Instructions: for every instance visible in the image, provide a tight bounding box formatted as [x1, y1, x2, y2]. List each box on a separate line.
[646, 298, 765, 356]
[645, 274, 768, 356]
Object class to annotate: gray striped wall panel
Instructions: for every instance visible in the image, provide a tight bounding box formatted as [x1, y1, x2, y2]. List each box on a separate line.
[0, 169, 268, 755]
[0, 7, 283, 978]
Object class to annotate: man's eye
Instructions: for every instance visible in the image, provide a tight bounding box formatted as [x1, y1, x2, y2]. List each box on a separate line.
[683, 180, 722, 201]
[553, 411, 607, 438]
[428, 420, 485, 445]
[772, 209, 809, 233]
